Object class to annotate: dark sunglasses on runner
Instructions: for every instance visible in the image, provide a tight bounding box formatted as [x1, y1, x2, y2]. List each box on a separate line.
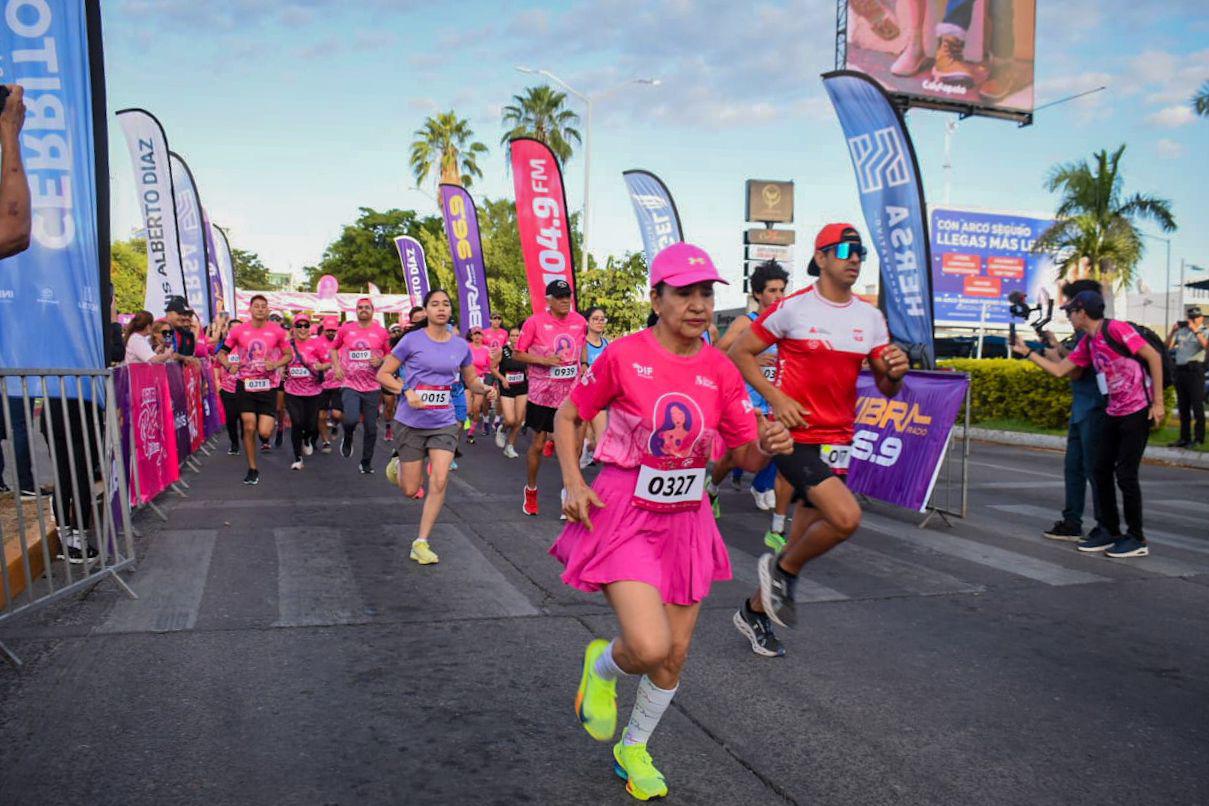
[294, 321, 310, 328]
[160, 330, 172, 337]
[824, 242, 867, 261]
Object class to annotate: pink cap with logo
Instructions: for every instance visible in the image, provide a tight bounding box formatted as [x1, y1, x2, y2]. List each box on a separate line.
[649, 243, 729, 288]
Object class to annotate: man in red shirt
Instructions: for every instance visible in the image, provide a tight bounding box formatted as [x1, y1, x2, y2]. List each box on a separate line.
[728, 224, 909, 657]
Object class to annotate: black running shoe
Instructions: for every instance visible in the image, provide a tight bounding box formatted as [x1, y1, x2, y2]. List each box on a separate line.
[340, 433, 354, 458]
[1043, 520, 1082, 542]
[733, 604, 785, 658]
[758, 553, 797, 628]
[227, 444, 240, 456]
[274, 428, 284, 448]
[359, 462, 374, 475]
[58, 544, 99, 565]
[260, 440, 270, 453]
[243, 469, 260, 485]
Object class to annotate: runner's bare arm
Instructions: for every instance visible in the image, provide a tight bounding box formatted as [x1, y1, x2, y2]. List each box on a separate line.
[376, 355, 404, 396]
[1013, 335, 1077, 377]
[1135, 341, 1165, 424]
[732, 417, 794, 471]
[513, 349, 559, 367]
[461, 364, 496, 400]
[868, 343, 909, 398]
[714, 315, 750, 353]
[553, 399, 605, 529]
[728, 329, 808, 429]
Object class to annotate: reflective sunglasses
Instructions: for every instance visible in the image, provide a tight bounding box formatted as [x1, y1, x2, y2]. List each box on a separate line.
[825, 242, 867, 261]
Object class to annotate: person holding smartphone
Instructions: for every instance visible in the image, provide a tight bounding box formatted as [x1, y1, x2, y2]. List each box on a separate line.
[1013, 290, 1165, 559]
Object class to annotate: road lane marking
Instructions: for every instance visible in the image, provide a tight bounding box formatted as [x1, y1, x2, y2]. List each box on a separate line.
[96, 530, 217, 633]
[727, 545, 850, 603]
[990, 503, 1209, 558]
[274, 527, 365, 627]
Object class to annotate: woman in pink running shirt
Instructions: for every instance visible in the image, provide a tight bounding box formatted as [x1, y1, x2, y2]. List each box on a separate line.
[466, 327, 493, 442]
[550, 244, 792, 800]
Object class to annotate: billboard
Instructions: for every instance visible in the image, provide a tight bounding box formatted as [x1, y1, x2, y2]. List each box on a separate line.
[930, 206, 1055, 328]
[745, 180, 794, 223]
[843, 0, 1035, 123]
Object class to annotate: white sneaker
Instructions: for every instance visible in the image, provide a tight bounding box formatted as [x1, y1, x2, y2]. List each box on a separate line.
[579, 443, 593, 469]
[302, 441, 314, 457]
[763, 489, 778, 511]
[290, 460, 303, 470]
[503, 444, 519, 459]
[495, 427, 507, 449]
[752, 487, 772, 511]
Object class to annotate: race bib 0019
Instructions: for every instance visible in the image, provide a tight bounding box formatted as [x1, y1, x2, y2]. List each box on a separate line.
[414, 384, 452, 409]
[349, 349, 372, 361]
[244, 378, 272, 392]
[550, 363, 579, 381]
[289, 366, 310, 378]
[505, 371, 525, 384]
[820, 443, 851, 471]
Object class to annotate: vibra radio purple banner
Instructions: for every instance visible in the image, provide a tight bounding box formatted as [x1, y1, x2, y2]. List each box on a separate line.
[846, 370, 968, 512]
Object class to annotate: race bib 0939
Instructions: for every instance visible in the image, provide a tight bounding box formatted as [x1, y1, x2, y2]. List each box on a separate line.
[550, 364, 579, 381]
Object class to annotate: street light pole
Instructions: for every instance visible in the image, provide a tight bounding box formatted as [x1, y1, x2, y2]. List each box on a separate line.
[515, 67, 658, 278]
[1140, 232, 1173, 333]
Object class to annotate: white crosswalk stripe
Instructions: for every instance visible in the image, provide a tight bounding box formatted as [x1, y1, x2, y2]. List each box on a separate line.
[274, 527, 366, 628]
[990, 503, 1209, 558]
[97, 530, 218, 633]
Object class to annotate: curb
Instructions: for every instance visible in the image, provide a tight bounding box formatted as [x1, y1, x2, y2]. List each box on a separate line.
[964, 427, 1209, 471]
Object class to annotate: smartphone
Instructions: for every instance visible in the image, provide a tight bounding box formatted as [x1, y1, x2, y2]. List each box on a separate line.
[1177, 320, 1188, 329]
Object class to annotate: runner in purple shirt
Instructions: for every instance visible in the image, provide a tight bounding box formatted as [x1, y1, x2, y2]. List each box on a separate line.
[377, 289, 496, 566]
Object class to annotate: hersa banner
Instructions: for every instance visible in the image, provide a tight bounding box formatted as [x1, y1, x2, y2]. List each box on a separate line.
[846, 370, 968, 512]
[510, 138, 575, 314]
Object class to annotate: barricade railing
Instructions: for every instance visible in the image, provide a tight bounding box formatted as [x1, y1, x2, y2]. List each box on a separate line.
[0, 369, 138, 667]
[920, 379, 972, 527]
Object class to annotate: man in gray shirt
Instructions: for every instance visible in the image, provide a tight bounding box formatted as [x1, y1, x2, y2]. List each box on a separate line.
[1167, 306, 1207, 447]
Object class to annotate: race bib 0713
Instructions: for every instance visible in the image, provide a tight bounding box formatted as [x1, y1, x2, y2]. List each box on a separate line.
[244, 378, 272, 392]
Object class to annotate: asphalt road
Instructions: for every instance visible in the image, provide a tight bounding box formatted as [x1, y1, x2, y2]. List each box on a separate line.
[2, 426, 1207, 805]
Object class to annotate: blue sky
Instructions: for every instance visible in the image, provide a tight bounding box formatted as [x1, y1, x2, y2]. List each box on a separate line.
[102, 1, 1209, 311]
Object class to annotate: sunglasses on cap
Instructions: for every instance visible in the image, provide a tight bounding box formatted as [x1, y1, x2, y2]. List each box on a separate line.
[823, 242, 867, 261]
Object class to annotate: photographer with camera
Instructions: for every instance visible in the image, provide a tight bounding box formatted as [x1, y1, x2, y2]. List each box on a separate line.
[1166, 307, 1207, 448]
[1033, 280, 1109, 542]
[1013, 290, 1164, 559]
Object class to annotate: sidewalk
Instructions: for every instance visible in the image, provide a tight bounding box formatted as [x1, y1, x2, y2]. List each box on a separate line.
[964, 427, 1209, 470]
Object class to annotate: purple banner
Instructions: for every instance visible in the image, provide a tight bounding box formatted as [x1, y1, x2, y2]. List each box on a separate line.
[200, 358, 223, 438]
[165, 363, 191, 463]
[202, 208, 226, 317]
[846, 370, 968, 512]
[439, 183, 492, 334]
[394, 235, 430, 310]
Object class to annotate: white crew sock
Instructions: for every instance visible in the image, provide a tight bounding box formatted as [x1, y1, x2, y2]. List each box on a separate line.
[705, 478, 719, 496]
[593, 638, 628, 681]
[622, 676, 678, 746]
[771, 513, 786, 533]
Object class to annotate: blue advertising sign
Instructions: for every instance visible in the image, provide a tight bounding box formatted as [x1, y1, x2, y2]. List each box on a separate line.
[622, 169, 683, 267]
[1, 1, 106, 392]
[823, 70, 934, 366]
[929, 206, 1055, 328]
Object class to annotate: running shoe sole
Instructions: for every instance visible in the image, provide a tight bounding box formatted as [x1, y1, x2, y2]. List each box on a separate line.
[1043, 531, 1083, 542]
[732, 610, 782, 658]
[1076, 543, 1114, 553]
[1106, 545, 1150, 558]
[757, 553, 794, 628]
[612, 743, 668, 801]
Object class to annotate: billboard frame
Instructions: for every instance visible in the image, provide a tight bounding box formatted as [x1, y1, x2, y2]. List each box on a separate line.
[834, 0, 1034, 127]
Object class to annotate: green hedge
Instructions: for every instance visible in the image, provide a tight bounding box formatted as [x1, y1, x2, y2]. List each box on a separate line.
[939, 358, 1177, 430]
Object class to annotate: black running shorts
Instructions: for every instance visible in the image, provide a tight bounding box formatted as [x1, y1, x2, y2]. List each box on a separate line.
[773, 443, 847, 503]
[524, 403, 558, 434]
[237, 383, 278, 417]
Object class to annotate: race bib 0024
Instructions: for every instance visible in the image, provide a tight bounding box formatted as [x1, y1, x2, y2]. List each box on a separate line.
[550, 363, 579, 381]
[289, 366, 310, 378]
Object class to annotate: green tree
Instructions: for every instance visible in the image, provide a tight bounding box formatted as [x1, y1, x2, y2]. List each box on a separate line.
[231, 247, 272, 288]
[409, 111, 488, 190]
[110, 237, 147, 312]
[500, 85, 582, 164]
[577, 251, 650, 335]
[305, 207, 445, 296]
[1033, 144, 1176, 299]
[1193, 81, 1209, 117]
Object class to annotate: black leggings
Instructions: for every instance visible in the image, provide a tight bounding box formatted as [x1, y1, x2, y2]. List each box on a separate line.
[1093, 408, 1150, 539]
[220, 390, 241, 447]
[285, 393, 322, 461]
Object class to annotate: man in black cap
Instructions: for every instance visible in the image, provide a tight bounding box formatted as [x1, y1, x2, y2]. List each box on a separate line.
[1166, 306, 1207, 447]
[164, 295, 197, 360]
[1014, 290, 1165, 559]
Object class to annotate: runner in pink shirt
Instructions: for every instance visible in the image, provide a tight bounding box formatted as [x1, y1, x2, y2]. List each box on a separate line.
[217, 328, 241, 455]
[481, 313, 509, 354]
[330, 298, 392, 474]
[551, 243, 792, 800]
[317, 316, 344, 453]
[466, 327, 493, 443]
[283, 314, 333, 470]
[217, 294, 294, 484]
[514, 279, 588, 516]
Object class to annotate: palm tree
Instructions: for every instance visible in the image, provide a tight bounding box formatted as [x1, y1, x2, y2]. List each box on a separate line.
[1193, 81, 1209, 117]
[500, 85, 582, 164]
[409, 111, 488, 189]
[1033, 144, 1176, 300]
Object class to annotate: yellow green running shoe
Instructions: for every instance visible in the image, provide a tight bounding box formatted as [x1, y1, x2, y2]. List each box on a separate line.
[764, 529, 786, 552]
[709, 492, 721, 520]
[409, 539, 439, 565]
[574, 639, 617, 741]
[613, 741, 668, 801]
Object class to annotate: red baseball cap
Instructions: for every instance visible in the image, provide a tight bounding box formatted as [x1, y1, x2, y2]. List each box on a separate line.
[808, 223, 862, 276]
[650, 243, 729, 288]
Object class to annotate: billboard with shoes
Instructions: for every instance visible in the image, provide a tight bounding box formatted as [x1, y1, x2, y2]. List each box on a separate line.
[844, 0, 1036, 122]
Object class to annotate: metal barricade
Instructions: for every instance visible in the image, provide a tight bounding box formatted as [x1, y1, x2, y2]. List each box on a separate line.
[0, 369, 137, 668]
[920, 379, 972, 527]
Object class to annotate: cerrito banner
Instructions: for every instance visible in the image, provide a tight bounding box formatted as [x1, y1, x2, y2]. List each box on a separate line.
[846, 370, 968, 512]
[394, 235, 430, 309]
[1, 0, 108, 384]
[117, 107, 185, 315]
[439, 184, 492, 334]
[169, 152, 211, 323]
[510, 138, 575, 314]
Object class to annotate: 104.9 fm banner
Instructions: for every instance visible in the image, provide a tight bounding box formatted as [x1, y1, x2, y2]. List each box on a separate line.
[846, 370, 968, 512]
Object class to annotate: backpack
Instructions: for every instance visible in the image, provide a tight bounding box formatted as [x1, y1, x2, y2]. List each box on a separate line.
[1100, 320, 1174, 393]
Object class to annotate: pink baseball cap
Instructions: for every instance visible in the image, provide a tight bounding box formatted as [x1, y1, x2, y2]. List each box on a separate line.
[322, 316, 339, 329]
[649, 243, 729, 288]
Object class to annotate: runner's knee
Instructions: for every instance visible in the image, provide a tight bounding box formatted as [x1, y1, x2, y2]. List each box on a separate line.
[626, 634, 673, 671]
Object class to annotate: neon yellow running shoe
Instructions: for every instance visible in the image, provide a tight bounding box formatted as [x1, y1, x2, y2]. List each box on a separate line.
[764, 529, 786, 552]
[409, 539, 439, 565]
[613, 741, 668, 801]
[574, 639, 617, 741]
[463, 418, 472, 431]
[709, 492, 721, 520]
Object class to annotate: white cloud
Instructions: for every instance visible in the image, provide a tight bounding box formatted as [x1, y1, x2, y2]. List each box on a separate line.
[1156, 138, 1186, 159]
[1147, 105, 1196, 127]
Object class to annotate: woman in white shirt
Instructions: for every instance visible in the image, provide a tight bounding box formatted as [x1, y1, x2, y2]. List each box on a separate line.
[123, 311, 177, 365]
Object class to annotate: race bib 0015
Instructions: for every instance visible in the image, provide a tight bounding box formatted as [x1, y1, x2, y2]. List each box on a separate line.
[244, 378, 272, 392]
[550, 363, 579, 381]
[414, 384, 452, 409]
[349, 349, 372, 361]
